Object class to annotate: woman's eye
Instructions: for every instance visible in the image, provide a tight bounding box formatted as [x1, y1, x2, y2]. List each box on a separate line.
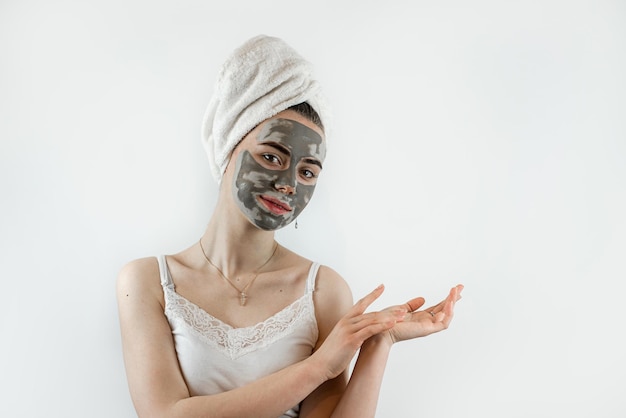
[262, 154, 280, 164]
[301, 169, 317, 179]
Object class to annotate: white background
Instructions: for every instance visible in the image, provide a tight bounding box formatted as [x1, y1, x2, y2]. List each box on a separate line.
[1, 1, 625, 417]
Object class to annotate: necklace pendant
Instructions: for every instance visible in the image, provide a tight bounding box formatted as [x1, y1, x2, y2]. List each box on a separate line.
[239, 292, 248, 306]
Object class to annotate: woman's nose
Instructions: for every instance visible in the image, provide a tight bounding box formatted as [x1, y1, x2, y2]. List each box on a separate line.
[274, 169, 297, 195]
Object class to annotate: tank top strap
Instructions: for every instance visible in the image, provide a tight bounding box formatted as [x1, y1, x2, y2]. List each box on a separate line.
[305, 262, 321, 294]
[156, 255, 175, 289]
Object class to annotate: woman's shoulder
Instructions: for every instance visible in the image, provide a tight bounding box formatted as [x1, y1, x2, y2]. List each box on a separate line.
[284, 248, 352, 306]
[315, 264, 351, 300]
[118, 256, 160, 279]
[310, 262, 353, 326]
[116, 256, 163, 300]
[307, 263, 353, 345]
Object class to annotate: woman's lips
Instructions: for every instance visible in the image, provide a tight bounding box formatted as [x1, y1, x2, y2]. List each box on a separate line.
[258, 195, 293, 215]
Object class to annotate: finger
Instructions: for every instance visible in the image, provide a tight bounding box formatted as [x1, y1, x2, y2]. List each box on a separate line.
[351, 315, 398, 341]
[449, 285, 463, 306]
[440, 304, 455, 328]
[439, 288, 455, 315]
[405, 297, 425, 312]
[429, 285, 463, 314]
[425, 299, 446, 314]
[455, 284, 464, 301]
[349, 284, 385, 317]
[427, 292, 450, 321]
[437, 287, 460, 324]
[351, 309, 406, 328]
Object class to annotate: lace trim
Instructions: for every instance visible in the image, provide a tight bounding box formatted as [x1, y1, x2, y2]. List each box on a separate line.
[163, 285, 316, 360]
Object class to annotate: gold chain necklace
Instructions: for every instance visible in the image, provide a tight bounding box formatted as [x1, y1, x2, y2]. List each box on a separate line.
[198, 239, 279, 306]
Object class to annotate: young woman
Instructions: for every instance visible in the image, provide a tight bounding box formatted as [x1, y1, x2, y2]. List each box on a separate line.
[117, 35, 463, 418]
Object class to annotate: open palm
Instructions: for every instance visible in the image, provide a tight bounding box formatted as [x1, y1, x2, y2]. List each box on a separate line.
[387, 284, 463, 344]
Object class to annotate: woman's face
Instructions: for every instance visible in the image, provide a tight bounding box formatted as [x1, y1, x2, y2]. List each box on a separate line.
[230, 112, 326, 231]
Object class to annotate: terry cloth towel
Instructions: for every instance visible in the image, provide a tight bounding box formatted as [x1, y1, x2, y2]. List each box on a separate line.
[201, 34, 329, 183]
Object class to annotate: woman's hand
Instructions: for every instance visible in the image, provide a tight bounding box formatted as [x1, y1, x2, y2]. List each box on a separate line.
[386, 284, 464, 344]
[312, 284, 407, 380]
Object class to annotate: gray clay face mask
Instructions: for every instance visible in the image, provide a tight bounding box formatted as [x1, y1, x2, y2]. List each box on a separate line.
[232, 118, 326, 231]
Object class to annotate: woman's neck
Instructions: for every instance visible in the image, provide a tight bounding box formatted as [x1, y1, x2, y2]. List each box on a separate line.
[198, 208, 279, 279]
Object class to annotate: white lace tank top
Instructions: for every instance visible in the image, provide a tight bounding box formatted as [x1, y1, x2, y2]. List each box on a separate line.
[157, 256, 320, 417]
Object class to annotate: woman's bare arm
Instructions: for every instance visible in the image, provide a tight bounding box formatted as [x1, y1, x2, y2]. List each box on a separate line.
[117, 258, 400, 418]
[302, 278, 464, 418]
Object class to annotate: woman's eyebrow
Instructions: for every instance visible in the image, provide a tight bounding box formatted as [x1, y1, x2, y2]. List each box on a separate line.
[303, 158, 323, 170]
[264, 142, 291, 155]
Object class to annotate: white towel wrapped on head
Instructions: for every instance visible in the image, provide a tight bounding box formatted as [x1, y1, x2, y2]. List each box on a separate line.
[201, 34, 329, 183]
